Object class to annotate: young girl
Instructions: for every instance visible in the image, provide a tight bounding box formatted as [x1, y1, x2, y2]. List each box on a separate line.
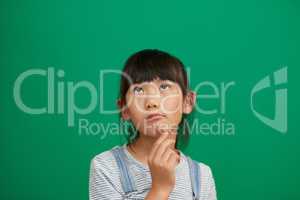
[89, 49, 217, 200]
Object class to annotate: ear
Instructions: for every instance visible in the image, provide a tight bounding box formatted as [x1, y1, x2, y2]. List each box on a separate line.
[117, 99, 131, 120]
[183, 91, 196, 114]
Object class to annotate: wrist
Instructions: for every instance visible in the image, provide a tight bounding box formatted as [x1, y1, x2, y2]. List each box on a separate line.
[150, 186, 171, 199]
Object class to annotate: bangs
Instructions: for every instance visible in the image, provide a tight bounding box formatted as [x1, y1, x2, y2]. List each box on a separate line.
[120, 49, 188, 99]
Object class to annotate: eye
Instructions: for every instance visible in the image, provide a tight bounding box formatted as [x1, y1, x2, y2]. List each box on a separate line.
[133, 86, 144, 95]
[160, 83, 171, 91]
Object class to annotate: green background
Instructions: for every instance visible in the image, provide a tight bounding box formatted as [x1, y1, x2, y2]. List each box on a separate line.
[1, 0, 299, 199]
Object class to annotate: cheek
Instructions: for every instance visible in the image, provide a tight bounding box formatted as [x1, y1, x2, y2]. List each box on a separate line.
[127, 96, 145, 114]
[161, 95, 183, 126]
[126, 98, 146, 125]
[133, 97, 146, 114]
[161, 95, 183, 114]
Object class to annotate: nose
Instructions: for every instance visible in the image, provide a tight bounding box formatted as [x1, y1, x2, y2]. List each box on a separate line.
[145, 99, 159, 110]
[145, 92, 160, 111]
[144, 83, 161, 110]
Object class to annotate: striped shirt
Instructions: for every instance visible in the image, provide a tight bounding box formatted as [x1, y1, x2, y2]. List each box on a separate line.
[89, 144, 217, 200]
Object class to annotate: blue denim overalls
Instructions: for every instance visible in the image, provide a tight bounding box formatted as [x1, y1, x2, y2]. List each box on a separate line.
[111, 146, 201, 200]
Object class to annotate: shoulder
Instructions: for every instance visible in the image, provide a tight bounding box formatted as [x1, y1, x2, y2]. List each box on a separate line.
[89, 146, 125, 197]
[184, 155, 215, 182]
[90, 146, 120, 175]
[196, 161, 217, 198]
[183, 155, 217, 198]
[183, 154, 214, 176]
[198, 162, 214, 177]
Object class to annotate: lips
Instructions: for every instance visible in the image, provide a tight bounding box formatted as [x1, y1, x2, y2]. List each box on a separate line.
[146, 113, 166, 122]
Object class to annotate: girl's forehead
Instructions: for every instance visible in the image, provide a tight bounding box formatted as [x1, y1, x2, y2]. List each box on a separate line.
[131, 78, 174, 86]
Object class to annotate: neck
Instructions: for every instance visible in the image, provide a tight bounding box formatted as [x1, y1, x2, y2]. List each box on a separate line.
[127, 133, 177, 165]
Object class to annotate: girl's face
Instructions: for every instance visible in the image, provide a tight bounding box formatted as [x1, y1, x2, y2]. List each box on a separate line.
[121, 79, 195, 138]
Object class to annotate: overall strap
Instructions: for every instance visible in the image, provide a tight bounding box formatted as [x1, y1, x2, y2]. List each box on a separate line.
[187, 156, 201, 200]
[111, 147, 137, 194]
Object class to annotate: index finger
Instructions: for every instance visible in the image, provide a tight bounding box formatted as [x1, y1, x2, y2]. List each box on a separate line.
[148, 132, 169, 160]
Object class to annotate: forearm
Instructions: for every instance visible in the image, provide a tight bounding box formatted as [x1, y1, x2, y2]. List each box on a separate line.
[145, 188, 170, 200]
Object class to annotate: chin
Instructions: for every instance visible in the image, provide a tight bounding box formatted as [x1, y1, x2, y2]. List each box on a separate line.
[142, 127, 160, 137]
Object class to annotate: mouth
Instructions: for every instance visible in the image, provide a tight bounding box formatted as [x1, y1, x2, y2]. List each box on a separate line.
[146, 113, 166, 123]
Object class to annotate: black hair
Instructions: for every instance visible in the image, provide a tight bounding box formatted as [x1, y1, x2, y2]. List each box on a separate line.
[118, 49, 194, 150]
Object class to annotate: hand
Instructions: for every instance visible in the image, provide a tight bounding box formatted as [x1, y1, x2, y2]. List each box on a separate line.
[147, 132, 180, 195]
